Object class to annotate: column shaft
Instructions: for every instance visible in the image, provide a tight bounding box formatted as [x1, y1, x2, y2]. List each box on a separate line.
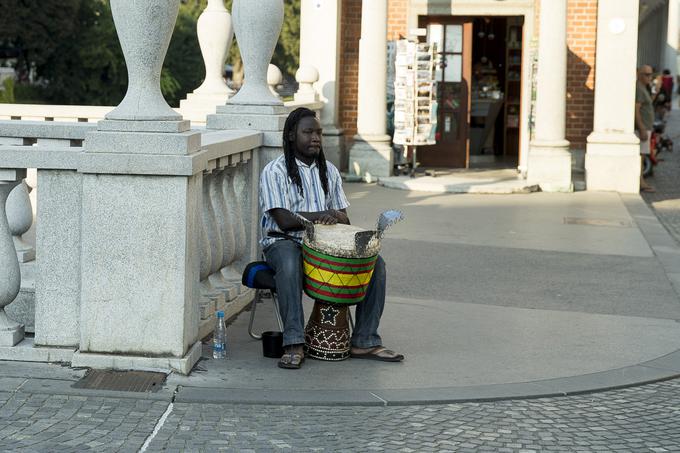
[527, 0, 572, 192]
[665, 0, 680, 76]
[585, 0, 641, 193]
[357, 0, 388, 137]
[534, 0, 567, 142]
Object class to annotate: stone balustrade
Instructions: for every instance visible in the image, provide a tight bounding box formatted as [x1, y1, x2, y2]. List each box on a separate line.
[0, 0, 331, 375]
[0, 121, 262, 368]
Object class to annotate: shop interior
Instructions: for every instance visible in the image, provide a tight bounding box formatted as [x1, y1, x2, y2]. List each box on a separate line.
[469, 16, 523, 168]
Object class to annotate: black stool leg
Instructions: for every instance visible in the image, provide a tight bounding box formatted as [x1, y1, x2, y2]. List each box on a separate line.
[248, 290, 284, 340]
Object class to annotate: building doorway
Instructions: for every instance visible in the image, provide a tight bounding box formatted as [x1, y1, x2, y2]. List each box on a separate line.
[416, 15, 524, 169]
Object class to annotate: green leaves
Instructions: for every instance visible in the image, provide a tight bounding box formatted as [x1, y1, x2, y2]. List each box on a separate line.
[2, 0, 300, 106]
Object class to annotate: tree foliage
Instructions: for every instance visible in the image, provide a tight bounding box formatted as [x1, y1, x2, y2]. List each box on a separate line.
[0, 0, 300, 106]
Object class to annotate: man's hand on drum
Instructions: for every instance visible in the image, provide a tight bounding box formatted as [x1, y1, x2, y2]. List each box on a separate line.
[314, 212, 338, 225]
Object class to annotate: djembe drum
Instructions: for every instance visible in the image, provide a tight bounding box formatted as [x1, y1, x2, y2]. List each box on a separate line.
[302, 223, 382, 361]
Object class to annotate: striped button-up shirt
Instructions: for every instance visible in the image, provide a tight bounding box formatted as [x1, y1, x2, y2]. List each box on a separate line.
[259, 154, 349, 249]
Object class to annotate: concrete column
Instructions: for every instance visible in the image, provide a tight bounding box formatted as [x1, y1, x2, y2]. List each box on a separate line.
[526, 0, 572, 192]
[300, 0, 345, 169]
[585, 0, 640, 193]
[665, 0, 680, 76]
[348, 0, 392, 182]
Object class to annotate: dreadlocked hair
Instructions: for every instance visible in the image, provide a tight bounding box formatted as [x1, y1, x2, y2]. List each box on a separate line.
[282, 107, 330, 197]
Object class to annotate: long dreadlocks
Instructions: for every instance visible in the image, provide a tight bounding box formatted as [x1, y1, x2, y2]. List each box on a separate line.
[283, 107, 330, 198]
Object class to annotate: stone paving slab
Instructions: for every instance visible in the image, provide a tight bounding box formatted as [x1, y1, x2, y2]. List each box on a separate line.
[376, 169, 539, 194]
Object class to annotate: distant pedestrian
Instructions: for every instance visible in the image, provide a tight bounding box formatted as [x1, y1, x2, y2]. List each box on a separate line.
[661, 69, 674, 109]
[635, 65, 655, 193]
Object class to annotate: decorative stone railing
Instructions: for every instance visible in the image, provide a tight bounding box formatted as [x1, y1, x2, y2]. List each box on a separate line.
[0, 0, 317, 375]
[0, 122, 262, 362]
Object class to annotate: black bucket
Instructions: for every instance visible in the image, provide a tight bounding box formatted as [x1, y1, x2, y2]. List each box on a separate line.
[262, 331, 284, 358]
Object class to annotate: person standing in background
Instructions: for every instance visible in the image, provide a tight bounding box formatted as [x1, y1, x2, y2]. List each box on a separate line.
[635, 65, 656, 193]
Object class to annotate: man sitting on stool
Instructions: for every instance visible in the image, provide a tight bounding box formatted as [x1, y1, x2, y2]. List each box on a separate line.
[259, 107, 404, 369]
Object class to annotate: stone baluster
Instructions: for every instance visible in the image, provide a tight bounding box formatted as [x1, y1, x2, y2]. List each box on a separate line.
[206, 167, 228, 290]
[6, 180, 35, 262]
[212, 166, 238, 300]
[227, 0, 284, 105]
[0, 170, 26, 346]
[198, 175, 212, 283]
[220, 165, 242, 283]
[267, 64, 283, 100]
[294, 65, 320, 103]
[227, 160, 248, 287]
[200, 171, 223, 298]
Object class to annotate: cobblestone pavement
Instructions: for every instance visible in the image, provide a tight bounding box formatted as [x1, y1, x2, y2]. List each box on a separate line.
[1, 379, 680, 451]
[642, 107, 680, 242]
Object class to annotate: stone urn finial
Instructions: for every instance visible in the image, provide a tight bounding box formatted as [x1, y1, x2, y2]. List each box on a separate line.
[267, 64, 283, 99]
[195, 0, 234, 96]
[228, 0, 284, 106]
[106, 0, 182, 121]
[294, 65, 320, 103]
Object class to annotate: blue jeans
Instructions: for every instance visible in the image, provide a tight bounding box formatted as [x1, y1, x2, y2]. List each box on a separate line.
[264, 239, 386, 349]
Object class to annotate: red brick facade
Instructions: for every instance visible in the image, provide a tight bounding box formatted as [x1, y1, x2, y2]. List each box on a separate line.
[339, 0, 361, 141]
[565, 0, 597, 150]
[338, 0, 598, 156]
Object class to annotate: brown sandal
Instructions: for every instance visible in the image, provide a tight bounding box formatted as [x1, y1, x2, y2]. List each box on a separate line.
[350, 346, 404, 362]
[278, 346, 305, 369]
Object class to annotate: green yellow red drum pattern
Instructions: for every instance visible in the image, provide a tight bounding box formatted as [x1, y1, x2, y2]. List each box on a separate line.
[302, 244, 378, 304]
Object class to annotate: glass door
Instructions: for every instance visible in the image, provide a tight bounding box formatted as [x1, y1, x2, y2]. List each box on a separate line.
[417, 18, 472, 168]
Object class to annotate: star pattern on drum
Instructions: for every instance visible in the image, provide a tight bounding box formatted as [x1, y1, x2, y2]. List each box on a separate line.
[320, 305, 339, 326]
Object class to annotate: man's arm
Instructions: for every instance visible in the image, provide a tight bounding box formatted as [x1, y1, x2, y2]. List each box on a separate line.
[269, 208, 349, 231]
[635, 102, 648, 140]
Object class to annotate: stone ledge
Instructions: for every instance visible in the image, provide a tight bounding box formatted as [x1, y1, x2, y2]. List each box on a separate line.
[70, 341, 202, 375]
[0, 120, 96, 140]
[85, 130, 201, 156]
[0, 146, 80, 171]
[0, 337, 75, 363]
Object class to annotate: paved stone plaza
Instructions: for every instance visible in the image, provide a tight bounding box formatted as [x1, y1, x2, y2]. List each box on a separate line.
[5, 111, 680, 452]
[0, 379, 680, 451]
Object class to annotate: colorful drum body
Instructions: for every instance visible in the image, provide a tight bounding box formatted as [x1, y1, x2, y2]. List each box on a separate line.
[302, 244, 378, 305]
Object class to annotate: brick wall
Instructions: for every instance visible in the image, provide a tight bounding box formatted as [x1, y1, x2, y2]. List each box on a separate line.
[339, 0, 598, 153]
[388, 0, 408, 40]
[339, 0, 362, 140]
[565, 0, 597, 150]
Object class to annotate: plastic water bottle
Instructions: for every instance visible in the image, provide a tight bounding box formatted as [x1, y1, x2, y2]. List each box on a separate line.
[213, 311, 227, 359]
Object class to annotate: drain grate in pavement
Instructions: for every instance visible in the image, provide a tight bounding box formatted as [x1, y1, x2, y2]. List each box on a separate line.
[72, 369, 167, 393]
[564, 217, 632, 228]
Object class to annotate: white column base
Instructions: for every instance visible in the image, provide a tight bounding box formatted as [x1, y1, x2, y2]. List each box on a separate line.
[585, 132, 640, 193]
[527, 140, 573, 192]
[71, 340, 203, 375]
[348, 135, 393, 183]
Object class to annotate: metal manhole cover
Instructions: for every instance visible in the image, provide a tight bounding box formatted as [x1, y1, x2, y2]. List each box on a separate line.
[72, 370, 167, 393]
[564, 217, 632, 228]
